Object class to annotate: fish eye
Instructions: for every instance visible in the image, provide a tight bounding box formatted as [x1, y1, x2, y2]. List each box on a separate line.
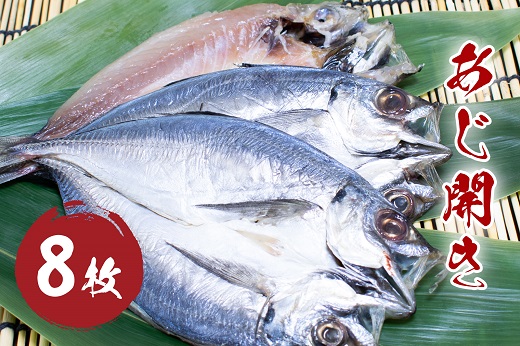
[384, 188, 415, 218]
[375, 87, 410, 117]
[314, 7, 336, 24]
[376, 209, 409, 241]
[311, 319, 348, 346]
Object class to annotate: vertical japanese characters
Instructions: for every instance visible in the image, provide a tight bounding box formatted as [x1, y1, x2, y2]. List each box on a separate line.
[443, 40, 497, 290]
[446, 234, 487, 290]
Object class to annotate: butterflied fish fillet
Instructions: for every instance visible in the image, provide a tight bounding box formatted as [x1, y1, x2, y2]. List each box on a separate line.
[35, 2, 419, 140]
[1, 113, 443, 316]
[48, 157, 390, 346]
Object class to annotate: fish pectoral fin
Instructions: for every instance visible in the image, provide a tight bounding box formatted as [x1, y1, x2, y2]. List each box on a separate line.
[256, 108, 329, 126]
[166, 241, 271, 296]
[195, 199, 319, 222]
[234, 231, 283, 257]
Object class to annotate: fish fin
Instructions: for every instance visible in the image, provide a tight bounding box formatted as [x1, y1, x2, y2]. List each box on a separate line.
[236, 63, 258, 68]
[196, 199, 319, 222]
[0, 163, 39, 184]
[255, 109, 336, 153]
[43, 159, 130, 237]
[0, 135, 29, 150]
[234, 230, 283, 256]
[50, 165, 100, 214]
[166, 241, 271, 296]
[323, 265, 389, 295]
[255, 109, 330, 133]
[74, 110, 235, 135]
[0, 136, 38, 184]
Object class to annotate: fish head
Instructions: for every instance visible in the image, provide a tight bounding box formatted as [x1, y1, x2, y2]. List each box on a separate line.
[285, 3, 368, 48]
[323, 19, 393, 73]
[325, 184, 444, 309]
[355, 158, 443, 220]
[321, 16, 421, 83]
[328, 79, 451, 165]
[368, 206, 444, 290]
[258, 274, 385, 346]
[324, 19, 396, 73]
[380, 160, 445, 220]
[350, 20, 396, 74]
[381, 182, 438, 221]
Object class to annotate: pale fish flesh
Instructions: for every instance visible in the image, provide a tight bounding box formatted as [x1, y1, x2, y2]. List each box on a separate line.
[46, 153, 396, 346]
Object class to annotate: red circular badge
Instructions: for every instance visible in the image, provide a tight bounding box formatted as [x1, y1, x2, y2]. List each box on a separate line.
[15, 202, 143, 329]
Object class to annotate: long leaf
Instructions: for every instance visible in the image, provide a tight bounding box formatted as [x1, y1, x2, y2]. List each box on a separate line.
[438, 100, 520, 198]
[382, 230, 520, 345]
[369, 9, 520, 95]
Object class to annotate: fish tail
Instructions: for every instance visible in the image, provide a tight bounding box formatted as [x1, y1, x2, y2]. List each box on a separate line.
[0, 135, 26, 147]
[0, 135, 38, 184]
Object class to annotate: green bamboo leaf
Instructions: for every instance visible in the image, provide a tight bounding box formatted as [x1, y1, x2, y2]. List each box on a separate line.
[423, 98, 520, 219]
[438, 100, 520, 197]
[369, 9, 520, 95]
[382, 230, 520, 345]
[0, 88, 78, 136]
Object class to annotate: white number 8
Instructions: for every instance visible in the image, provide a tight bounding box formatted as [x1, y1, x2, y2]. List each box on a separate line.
[37, 235, 75, 297]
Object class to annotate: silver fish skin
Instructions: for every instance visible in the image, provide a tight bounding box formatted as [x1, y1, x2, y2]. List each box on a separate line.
[72, 65, 450, 219]
[49, 162, 267, 346]
[76, 65, 447, 163]
[259, 275, 383, 346]
[47, 160, 387, 346]
[5, 113, 442, 313]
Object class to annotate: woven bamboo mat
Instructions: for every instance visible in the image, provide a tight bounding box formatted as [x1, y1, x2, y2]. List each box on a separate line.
[0, 0, 519, 345]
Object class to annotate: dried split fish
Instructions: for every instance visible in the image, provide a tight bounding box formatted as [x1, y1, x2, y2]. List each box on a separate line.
[35, 2, 419, 140]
